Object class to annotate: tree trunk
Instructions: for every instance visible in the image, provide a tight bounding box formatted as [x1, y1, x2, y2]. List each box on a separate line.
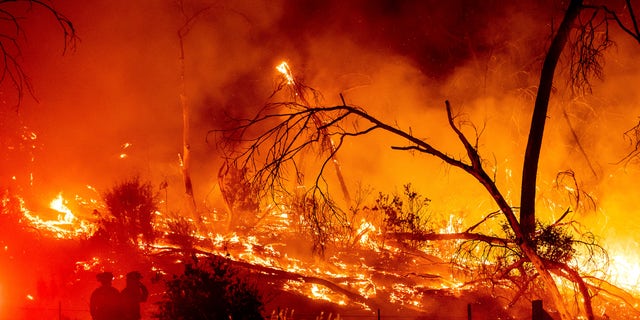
[520, 0, 583, 241]
[178, 18, 198, 221]
[474, 169, 574, 320]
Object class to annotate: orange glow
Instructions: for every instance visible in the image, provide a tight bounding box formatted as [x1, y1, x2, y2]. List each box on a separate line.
[605, 246, 640, 293]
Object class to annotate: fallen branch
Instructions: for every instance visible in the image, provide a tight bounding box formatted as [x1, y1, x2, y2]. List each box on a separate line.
[390, 231, 513, 247]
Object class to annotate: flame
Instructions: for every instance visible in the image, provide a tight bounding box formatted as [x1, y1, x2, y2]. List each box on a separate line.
[50, 193, 74, 223]
[19, 194, 93, 239]
[276, 61, 295, 85]
[6, 183, 640, 317]
[606, 246, 640, 293]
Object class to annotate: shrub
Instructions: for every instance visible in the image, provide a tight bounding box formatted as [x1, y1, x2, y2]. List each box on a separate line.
[154, 256, 264, 320]
[96, 176, 158, 246]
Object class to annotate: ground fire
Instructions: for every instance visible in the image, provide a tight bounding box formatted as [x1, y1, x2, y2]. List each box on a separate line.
[2, 1, 640, 320]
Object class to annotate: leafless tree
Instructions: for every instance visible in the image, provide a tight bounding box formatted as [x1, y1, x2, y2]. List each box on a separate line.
[213, 1, 640, 319]
[521, 0, 640, 242]
[214, 92, 595, 318]
[176, 0, 208, 224]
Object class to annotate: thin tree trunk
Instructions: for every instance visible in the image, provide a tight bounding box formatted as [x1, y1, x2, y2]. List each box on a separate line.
[520, 0, 583, 241]
[474, 166, 574, 320]
[178, 2, 201, 221]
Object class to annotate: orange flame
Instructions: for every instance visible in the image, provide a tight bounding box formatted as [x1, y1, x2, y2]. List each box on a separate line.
[50, 193, 74, 223]
[276, 61, 295, 85]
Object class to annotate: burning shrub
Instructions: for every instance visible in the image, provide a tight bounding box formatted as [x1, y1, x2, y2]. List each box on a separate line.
[95, 176, 158, 246]
[154, 256, 264, 320]
[290, 191, 342, 255]
[219, 162, 261, 229]
[166, 215, 196, 250]
[373, 184, 432, 248]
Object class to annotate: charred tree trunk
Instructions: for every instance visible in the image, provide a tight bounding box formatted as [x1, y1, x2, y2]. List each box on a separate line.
[178, 28, 198, 219]
[177, 2, 209, 223]
[520, 0, 583, 241]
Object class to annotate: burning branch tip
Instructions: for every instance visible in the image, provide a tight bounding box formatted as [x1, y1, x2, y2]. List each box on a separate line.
[276, 61, 295, 85]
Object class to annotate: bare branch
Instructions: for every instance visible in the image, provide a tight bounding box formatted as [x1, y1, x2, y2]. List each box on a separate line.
[0, 0, 78, 110]
[587, 2, 640, 44]
[618, 118, 640, 165]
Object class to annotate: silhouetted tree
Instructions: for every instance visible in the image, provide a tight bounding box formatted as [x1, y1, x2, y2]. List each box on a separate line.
[96, 176, 158, 246]
[154, 256, 263, 320]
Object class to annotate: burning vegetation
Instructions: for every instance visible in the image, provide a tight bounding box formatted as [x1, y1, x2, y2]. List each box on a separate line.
[3, 0, 640, 320]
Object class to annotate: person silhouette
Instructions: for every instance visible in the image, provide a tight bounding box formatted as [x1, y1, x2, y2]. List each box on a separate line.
[89, 272, 122, 320]
[120, 271, 148, 320]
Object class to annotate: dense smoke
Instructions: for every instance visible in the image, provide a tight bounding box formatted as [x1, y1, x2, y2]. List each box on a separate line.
[2, 0, 640, 318]
[0, 0, 633, 227]
[4, 0, 640, 265]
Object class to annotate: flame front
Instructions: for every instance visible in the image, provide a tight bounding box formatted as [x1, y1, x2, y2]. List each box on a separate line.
[21, 194, 92, 239]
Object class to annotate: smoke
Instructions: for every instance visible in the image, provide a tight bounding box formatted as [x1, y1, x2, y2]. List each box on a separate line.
[2, 1, 640, 317]
[1, 0, 639, 237]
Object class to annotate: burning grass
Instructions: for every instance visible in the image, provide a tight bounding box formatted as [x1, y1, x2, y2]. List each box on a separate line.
[1, 177, 640, 319]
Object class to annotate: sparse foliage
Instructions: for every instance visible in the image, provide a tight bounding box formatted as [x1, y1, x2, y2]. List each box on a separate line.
[569, 7, 614, 94]
[219, 161, 261, 230]
[376, 184, 431, 235]
[370, 184, 432, 250]
[536, 222, 576, 264]
[290, 190, 345, 255]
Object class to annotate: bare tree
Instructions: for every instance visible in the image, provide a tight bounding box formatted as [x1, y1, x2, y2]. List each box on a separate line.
[214, 1, 640, 319]
[0, 0, 77, 110]
[521, 0, 640, 241]
[176, 0, 208, 223]
[216, 95, 585, 318]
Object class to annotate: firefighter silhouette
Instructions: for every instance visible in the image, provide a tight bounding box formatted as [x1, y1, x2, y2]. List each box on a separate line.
[120, 271, 149, 320]
[89, 272, 122, 320]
